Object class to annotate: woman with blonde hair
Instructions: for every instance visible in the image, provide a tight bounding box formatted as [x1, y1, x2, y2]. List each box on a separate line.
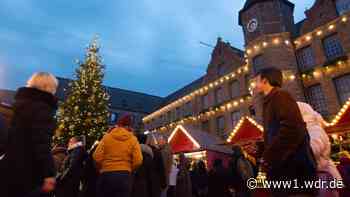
[3, 72, 59, 197]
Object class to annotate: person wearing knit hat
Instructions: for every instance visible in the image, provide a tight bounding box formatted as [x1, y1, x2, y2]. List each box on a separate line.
[93, 114, 142, 197]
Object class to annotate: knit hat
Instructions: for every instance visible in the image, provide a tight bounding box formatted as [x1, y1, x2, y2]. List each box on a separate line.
[117, 114, 133, 127]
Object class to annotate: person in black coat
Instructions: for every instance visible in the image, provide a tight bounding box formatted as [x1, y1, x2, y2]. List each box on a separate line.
[80, 140, 99, 197]
[254, 68, 317, 196]
[208, 159, 230, 197]
[131, 134, 154, 197]
[3, 72, 59, 197]
[56, 136, 86, 197]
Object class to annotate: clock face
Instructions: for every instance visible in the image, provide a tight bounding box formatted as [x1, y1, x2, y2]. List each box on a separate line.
[247, 18, 258, 33]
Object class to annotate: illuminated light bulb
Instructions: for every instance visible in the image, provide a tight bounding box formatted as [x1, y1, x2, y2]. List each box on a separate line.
[232, 73, 236, 78]
[273, 38, 280, 44]
[247, 49, 252, 54]
[220, 78, 224, 83]
[215, 81, 219, 86]
[238, 69, 242, 74]
[337, 61, 343, 65]
[306, 36, 312, 41]
[244, 66, 249, 71]
[262, 42, 268, 47]
[234, 101, 239, 106]
[209, 83, 213, 88]
[240, 98, 244, 103]
[313, 70, 322, 78]
[254, 45, 259, 50]
[225, 76, 230, 80]
[328, 24, 335, 30]
[289, 75, 296, 80]
[227, 103, 232, 108]
[294, 40, 300, 45]
[342, 17, 347, 22]
[316, 30, 323, 36]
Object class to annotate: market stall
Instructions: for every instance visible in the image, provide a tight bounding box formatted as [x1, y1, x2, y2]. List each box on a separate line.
[226, 116, 264, 156]
[168, 125, 232, 169]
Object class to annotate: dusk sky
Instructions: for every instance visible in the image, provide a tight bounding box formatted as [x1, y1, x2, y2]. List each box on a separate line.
[0, 0, 315, 97]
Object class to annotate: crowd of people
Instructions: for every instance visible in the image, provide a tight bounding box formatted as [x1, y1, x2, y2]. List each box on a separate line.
[1, 68, 350, 197]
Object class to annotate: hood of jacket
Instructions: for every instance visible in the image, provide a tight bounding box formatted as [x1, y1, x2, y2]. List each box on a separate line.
[109, 127, 134, 141]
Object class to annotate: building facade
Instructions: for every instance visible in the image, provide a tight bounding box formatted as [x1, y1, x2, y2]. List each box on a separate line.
[0, 78, 163, 132]
[143, 0, 350, 139]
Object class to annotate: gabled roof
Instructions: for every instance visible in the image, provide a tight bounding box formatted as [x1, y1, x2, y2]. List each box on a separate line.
[168, 125, 232, 154]
[56, 77, 164, 114]
[326, 97, 350, 127]
[227, 116, 263, 144]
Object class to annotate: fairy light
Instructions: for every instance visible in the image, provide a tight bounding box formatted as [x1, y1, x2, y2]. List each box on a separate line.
[328, 24, 335, 30]
[273, 38, 280, 45]
[262, 42, 268, 47]
[342, 16, 347, 22]
[326, 99, 350, 126]
[317, 30, 323, 36]
[306, 35, 312, 41]
[284, 40, 290, 45]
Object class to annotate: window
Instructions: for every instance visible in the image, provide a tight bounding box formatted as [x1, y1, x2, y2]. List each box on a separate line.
[252, 55, 264, 73]
[202, 94, 209, 110]
[215, 87, 224, 105]
[296, 46, 316, 71]
[184, 101, 192, 116]
[336, 0, 350, 14]
[230, 80, 240, 99]
[306, 85, 329, 117]
[167, 111, 172, 123]
[110, 112, 118, 124]
[217, 63, 226, 76]
[323, 34, 344, 61]
[334, 74, 350, 105]
[231, 111, 241, 126]
[202, 120, 210, 133]
[216, 116, 226, 137]
[175, 107, 181, 120]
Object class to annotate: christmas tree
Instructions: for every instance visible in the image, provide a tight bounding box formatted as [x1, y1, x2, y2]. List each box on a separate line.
[56, 38, 110, 146]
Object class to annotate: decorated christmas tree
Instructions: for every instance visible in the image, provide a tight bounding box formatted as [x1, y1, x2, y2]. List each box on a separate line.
[56, 38, 110, 146]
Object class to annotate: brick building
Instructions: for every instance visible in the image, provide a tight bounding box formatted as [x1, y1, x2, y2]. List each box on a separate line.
[0, 78, 163, 132]
[143, 0, 350, 139]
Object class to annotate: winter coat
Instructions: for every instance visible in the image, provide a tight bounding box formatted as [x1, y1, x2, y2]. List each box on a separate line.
[190, 168, 209, 197]
[160, 143, 173, 185]
[0, 103, 13, 157]
[207, 166, 230, 197]
[3, 87, 58, 197]
[176, 163, 192, 197]
[337, 157, 350, 197]
[297, 102, 342, 181]
[56, 144, 86, 197]
[149, 145, 167, 197]
[262, 88, 317, 191]
[80, 142, 99, 197]
[93, 126, 143, 173]
[131, 144, 154, 197]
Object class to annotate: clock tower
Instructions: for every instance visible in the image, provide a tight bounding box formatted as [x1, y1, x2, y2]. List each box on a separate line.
[239, 0, 306, 121]
[239, 0, 295, 44]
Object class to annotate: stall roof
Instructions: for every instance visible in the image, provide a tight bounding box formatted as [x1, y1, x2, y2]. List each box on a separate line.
[326, 97, 350, 134]
[226, 116, 263, 144]
[168, 125, 232, 154]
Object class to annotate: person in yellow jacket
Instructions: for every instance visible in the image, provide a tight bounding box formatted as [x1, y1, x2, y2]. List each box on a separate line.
[93, 114, 143, 197]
